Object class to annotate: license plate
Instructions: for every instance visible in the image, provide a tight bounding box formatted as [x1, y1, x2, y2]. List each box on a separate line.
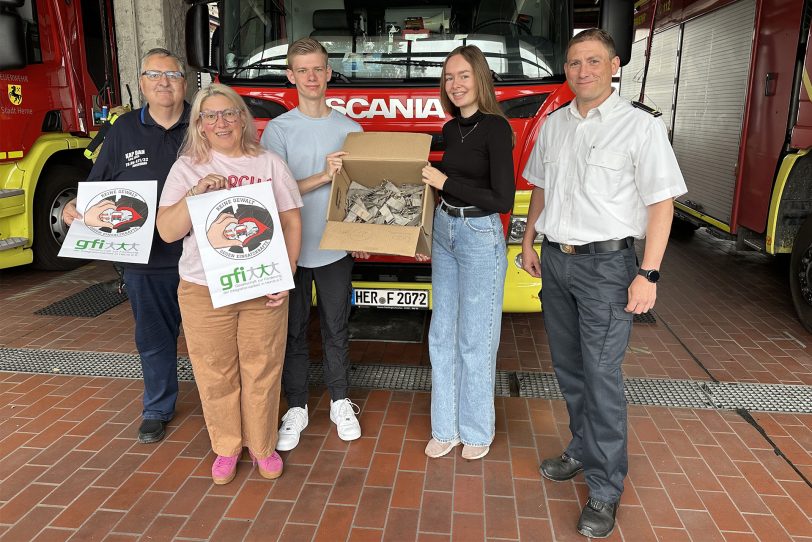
[352, 288, 429, 309]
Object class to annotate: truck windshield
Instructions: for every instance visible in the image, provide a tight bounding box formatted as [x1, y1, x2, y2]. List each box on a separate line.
[220, 0, 571, 82]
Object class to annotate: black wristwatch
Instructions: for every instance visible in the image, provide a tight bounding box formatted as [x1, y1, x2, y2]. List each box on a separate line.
[638, 268, 660, 283]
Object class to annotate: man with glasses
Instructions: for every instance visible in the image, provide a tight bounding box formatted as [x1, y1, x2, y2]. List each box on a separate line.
[260, 38, 363, 450]
[63, 48, 190, 444]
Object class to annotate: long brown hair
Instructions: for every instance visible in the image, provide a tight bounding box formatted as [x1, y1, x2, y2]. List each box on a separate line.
[179, 84, 262, 163]
[439, 45, 513, 144]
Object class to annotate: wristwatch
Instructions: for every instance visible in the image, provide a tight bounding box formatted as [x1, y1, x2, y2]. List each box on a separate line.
[638, 268, 660, 283]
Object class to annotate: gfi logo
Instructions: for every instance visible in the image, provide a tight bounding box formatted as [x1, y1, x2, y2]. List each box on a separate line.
[326, 97, 445, 119]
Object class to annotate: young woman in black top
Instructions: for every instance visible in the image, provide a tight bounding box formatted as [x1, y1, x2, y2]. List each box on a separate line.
[421, 45, 515, 460]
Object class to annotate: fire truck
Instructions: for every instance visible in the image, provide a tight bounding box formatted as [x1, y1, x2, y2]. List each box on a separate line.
[184, 0, 633, 312]
[620, 0, 812, 331]
[0, 0, 119, 270]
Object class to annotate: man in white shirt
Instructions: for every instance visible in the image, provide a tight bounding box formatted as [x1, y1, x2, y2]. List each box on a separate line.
[521, 28, 687, 538]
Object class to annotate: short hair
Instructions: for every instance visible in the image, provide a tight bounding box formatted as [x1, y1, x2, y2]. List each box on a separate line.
[179, 83, 262, 163]
[566, 28, 617, 59]
[140, 47, 185, 75]
[286, 38, 329, 68]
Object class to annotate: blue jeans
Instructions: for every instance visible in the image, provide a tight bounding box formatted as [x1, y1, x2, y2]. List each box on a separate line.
[428, 207, 507, 446]
[124, 270, 181, 422]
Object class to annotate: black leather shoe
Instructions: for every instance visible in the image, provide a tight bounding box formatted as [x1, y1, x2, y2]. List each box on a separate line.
[577, 498, 618, 538]
[539, 452, 584, 481]
[138, 419, 166, 444]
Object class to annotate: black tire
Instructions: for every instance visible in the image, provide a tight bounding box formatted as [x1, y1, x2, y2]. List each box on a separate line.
[789, 215, 812, 333]
[31, 163, 89, 270]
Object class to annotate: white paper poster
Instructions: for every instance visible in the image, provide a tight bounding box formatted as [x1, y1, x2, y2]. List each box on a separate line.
[186, 183, 294, 308]
[58, 181, 157, 264]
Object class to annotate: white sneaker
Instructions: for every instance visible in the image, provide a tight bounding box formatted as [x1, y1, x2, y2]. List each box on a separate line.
[276, 406, 308, 451]
[330, 399, 361, 441]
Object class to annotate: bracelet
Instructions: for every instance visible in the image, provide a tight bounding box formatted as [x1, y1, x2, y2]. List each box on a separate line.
[187, 186, 196, 197]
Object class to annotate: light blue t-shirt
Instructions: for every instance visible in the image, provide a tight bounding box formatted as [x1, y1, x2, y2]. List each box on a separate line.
[260, 107, 362, 268]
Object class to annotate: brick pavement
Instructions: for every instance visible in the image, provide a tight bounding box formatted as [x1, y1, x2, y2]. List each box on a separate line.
[0, 376, 810, 541]
[1, 229, 812, 540]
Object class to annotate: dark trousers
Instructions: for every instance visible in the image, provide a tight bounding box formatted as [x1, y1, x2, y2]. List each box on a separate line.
[540, 242, 636, 502]
[124, 270, 181, 422]
[282, 255, 353, 408]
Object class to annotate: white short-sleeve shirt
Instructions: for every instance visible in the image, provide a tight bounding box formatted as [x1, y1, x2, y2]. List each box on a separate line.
[522, 90, 687, 245]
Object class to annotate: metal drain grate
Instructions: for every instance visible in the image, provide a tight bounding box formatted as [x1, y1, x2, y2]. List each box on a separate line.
[516, 372, 564, 400]
[34, 281, 128, 317]
[2, 347, 810, 413]
[704, 381, 812, 413]
[633, 311, 657, 324]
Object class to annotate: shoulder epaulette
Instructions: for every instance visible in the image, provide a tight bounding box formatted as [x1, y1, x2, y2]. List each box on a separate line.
[548, 100, 571, 115]
[631, 101, 662, 117]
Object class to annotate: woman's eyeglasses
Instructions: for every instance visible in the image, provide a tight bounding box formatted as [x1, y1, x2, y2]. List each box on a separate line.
[199, 109, 241, 124]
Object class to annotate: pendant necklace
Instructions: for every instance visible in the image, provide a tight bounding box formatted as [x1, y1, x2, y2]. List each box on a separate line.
[458, 120, 479, 143]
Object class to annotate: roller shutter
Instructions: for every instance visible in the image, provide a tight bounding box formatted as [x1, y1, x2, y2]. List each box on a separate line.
[672, 0, 757, 224]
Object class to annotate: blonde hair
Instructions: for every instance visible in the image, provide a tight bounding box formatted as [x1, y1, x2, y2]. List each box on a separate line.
[180, 83, 262, 163]
[286, 38, 329, 68]
[439, 45, 513, 145]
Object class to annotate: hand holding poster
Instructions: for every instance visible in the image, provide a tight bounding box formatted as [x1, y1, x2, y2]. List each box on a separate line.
[58, 181, 157, 264]
[186, 182, 294, 308]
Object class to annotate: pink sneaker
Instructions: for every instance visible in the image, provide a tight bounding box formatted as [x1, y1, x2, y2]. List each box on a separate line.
[250, 450, 284, 480]
[211, 454, 240, 485]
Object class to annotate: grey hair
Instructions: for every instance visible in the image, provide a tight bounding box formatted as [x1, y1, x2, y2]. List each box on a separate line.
[139, 47, 185, 75]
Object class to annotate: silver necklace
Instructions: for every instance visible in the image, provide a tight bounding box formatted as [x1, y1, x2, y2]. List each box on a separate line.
[458, 121, 479, 142]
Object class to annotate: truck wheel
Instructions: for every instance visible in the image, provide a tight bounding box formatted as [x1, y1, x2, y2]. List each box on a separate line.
[790, 215, 812, 333]
[31, 164, 88, 270]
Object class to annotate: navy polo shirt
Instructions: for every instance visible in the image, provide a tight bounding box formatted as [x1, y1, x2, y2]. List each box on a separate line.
[85, 103, 190, 272]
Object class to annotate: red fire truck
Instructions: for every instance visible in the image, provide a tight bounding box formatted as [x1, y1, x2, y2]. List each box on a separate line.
[0, 0, 120, 270]
[184, 0, 633, 312]
[621, 0, 812, 331]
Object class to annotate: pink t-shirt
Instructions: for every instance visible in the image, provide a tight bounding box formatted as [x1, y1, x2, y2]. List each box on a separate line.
[160, 149, 303, 286]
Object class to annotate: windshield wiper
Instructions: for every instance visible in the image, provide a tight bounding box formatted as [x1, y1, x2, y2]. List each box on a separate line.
[229, 58, 287, 76]
[362, 59, 444, 68]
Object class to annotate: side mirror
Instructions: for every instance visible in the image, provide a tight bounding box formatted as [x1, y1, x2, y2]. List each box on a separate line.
[185, 3, 210, 70]
[0, 12, 26, 70]
[600, 0, 635, 66]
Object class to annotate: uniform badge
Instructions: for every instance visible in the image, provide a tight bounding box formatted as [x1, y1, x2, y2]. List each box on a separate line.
[7, 84, 22, 106]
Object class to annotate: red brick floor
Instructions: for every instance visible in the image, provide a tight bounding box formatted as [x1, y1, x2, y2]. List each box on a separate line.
[1, 228, 812, 540]
[0, 375, 811, 541]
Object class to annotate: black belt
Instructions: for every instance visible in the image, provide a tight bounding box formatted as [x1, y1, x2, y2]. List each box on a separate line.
[439, 199, 492, 218]
[545, 237, 634, 255]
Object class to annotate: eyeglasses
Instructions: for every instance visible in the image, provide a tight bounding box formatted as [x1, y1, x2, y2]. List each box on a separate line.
[199, 108, 241, 124]
[141, 70, 185, 81]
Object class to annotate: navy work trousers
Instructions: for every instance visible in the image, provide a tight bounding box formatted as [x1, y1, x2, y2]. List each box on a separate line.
[124, 270, 181, 422]
[541, 241, 636, 502]
[282, 255, 353, 408]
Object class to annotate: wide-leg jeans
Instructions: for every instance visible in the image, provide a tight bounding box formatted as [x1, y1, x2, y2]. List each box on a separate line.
[428, 207, 507, 447]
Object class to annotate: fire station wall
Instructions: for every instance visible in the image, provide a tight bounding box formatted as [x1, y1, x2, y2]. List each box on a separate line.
[112, 0, 199, 108]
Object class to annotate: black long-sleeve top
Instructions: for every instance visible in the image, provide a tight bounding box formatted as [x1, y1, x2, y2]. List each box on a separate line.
[439, 110, 515, 214]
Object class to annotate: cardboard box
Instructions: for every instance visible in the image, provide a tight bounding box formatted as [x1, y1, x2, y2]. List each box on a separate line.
[319, 132, 434, 257]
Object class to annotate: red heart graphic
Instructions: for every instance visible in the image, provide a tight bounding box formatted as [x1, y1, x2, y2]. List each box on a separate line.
[237, 217, 269, 246]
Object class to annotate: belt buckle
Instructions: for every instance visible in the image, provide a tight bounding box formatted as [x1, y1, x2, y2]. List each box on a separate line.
[560, 244, 575, 254]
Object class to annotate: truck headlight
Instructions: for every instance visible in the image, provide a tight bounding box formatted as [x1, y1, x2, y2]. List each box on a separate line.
[508, 216, 543, 244]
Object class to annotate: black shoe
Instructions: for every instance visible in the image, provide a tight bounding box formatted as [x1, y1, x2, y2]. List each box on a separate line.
[577, 498, 618, 538]
[539, 452, 584, 481]
[138, 419, 166, 444]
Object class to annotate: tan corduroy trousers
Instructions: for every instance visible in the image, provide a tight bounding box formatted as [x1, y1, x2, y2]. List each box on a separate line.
[178, 280, 287, 458]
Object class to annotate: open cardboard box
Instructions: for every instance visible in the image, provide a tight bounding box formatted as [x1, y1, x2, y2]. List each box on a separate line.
[319, 132, 434, 257]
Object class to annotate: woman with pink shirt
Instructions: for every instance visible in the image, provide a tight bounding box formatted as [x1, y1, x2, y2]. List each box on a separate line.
[157, 84, 302, 484]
